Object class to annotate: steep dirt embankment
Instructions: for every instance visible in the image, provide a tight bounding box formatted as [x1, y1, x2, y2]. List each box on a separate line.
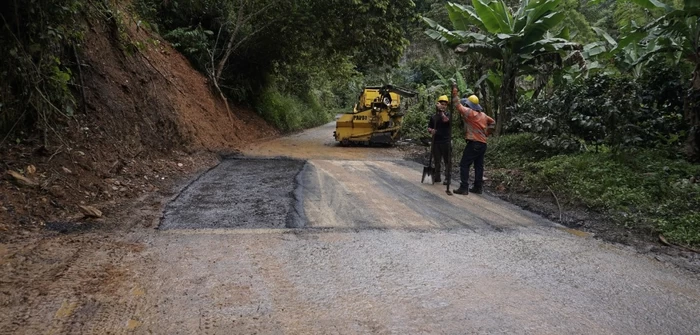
[81, 12, 277, 150]
[0, 8, 278, 236]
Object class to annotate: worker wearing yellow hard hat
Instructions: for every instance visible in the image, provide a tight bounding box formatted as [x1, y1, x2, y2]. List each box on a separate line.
[460, 95, 482, 111]
[427, 95, 452, 184]
[451, 81, 495, 195]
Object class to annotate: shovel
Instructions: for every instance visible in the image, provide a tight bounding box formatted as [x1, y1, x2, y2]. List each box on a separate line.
[421, 134, 435, 184]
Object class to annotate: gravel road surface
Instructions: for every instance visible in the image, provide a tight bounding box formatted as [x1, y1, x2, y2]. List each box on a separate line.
[2, 122, 699, 334]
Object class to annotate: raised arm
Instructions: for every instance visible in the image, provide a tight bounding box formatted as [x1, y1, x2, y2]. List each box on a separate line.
[451, 82, 470, 118]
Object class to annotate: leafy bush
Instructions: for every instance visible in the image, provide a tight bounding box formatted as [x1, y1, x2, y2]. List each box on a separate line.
[512, 71, 687, 152]
[163, 26, 212, 71]
[488, 137, 700, 246]
[529, 151, 700, 245]
[401, 87, 435, 141]
[0, 0, 83, 139]
[255, 84, 330, 133]
[486, 133, 566, 168]
[134, 0, 415, 107]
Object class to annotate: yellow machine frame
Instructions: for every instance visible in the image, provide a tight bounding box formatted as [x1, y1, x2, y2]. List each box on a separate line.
[334, 85, 416, 146]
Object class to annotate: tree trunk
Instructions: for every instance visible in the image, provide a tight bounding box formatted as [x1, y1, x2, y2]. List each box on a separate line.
[496, 60, 517, 136]
[685, 62, 700, 162]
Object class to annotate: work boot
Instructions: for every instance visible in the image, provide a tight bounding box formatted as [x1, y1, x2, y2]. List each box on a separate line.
[469, 186, 483, 194]
[454, 186, 469, 195]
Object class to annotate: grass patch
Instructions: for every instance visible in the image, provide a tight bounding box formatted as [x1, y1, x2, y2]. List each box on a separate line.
[255, 84, 330, 132]
[486, 133, 563, 168]
[487, 134, 700, 246]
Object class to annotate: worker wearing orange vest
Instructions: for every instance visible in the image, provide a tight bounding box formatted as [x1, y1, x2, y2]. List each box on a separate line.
[451, 81, 495, 195]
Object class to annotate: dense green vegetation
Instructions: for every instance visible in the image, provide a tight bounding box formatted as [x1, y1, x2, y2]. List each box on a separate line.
[0, 0, 417, 135]
[396, 0, 699, 246]
[0, 0, 84, 142]
[486, 134, 700, 245]
[132, 0, 417, 131]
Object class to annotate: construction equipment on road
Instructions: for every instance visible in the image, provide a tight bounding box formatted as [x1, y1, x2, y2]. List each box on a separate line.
[334, 85, 417, 146]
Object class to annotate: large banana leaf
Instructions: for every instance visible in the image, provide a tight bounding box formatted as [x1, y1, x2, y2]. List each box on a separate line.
[428, 68, 471, 94]
[582, 42, 608, 58]
[520, 11, 566, 48]
[487, 0, 514, 33]
[454, 42, 503, 58]
[455, 71, 469, 93]
[524, 0, 561, 26]
[423, 17, 464, 46]
[472, 0, 511, 34]
[618, 7, 700, 50]
[592, 27, 618, 48]
[630, 0, 673, 12]
[475, 72, 491, 87]
[629, 36, 683, 66]
[520, 37, 580, 55]
[446, 3, 486, 32]
[514, 0, 531, 23]
[556, 26, 570, 40]
[642, 8, 700, 32]
[454, 31, 492, 43]
[430, 69, 449, 86]
[486, 70, 502, 91]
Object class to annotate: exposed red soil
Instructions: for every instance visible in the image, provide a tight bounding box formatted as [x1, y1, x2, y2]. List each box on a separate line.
[0, 6, 278, 239]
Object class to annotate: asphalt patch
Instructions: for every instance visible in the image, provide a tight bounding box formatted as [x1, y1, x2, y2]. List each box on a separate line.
[160, 158, 306, 230]
[45, 221, 98, 234]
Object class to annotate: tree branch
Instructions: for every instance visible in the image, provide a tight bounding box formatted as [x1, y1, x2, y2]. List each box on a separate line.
[214, 0, 276, 82]
[12, 0, 20, 38]
[73, 43, 88, 115]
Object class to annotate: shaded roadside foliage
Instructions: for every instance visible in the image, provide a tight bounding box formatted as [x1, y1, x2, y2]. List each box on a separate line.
[423, 0, 583, 135]
[133, 0, 416, 105]
[524, 149, 700, 246]
[485, 133, 700, 246]
[0, 0, 83, 143]
[616, 0, 700, 161]
[510, 67, 687, 153]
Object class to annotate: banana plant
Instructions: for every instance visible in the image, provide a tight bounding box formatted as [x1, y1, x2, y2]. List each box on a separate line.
[427, 67, 471, 96]
[423, 0, 582, 135]
[618, 0, 700, 160]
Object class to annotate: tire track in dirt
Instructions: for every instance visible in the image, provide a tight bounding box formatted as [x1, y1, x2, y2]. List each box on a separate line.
[0, 234, 150, 335]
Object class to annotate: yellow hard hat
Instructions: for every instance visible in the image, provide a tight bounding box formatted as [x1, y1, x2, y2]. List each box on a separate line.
[465, 95, 483, 111]
[437, 95, 449, 103]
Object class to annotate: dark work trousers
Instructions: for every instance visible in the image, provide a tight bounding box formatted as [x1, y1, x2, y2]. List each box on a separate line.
[459, 140, 487, 188]
[432, 141, 450, 179]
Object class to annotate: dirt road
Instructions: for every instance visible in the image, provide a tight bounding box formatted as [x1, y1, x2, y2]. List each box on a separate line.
[2, 122, 700, 334]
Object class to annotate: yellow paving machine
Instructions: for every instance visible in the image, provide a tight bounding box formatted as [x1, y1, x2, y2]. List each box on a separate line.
[334, 85, 417, 146]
